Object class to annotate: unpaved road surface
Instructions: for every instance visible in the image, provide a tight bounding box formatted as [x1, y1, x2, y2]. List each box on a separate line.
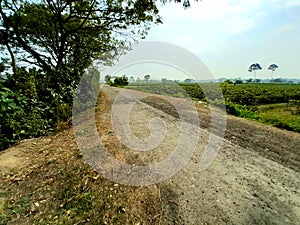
[99, 86, 300, 225]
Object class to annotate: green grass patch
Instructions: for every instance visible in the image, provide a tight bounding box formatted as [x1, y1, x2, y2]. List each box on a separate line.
[256, 104, 300, 132]
[224, 102, 300, 132]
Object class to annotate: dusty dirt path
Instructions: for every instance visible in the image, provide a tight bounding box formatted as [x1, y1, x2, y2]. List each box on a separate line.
[1, 86, 299, 224]
[99, 86, 300, 225]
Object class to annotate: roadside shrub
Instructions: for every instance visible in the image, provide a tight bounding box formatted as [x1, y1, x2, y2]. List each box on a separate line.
[0, 66, 91, 150]
[107, 75, 129, 87]
[73, 67, 100, 114]
[0, 85, 52, 150]
[225, 102, 259, 119]
[0, 86, 24, 149]
[3, 68, 37, 100]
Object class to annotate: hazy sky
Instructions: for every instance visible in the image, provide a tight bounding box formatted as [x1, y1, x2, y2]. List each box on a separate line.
[144, 0, 300, 79]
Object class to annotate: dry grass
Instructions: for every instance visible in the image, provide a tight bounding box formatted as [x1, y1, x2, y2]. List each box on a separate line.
[0, 91, 165, 225]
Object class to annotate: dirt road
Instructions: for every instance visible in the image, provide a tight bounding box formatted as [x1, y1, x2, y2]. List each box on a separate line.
[98, 86, 300, 224]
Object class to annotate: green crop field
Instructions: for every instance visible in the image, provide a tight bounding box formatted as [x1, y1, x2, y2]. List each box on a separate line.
[127, 82, 300, 132]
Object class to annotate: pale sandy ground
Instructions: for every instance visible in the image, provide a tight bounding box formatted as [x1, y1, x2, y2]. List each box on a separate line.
[100, 87, 300, 225]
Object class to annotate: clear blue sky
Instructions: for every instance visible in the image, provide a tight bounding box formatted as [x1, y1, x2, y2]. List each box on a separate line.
[145, 0, 300, 79]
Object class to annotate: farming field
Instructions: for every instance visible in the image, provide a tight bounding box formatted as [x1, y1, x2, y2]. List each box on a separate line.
[127, 82, 300, 132]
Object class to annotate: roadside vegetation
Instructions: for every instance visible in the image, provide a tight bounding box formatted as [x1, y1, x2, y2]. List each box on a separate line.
[1, 0, 189, 151]
[0, 1, 194, 224]
[104, 75, 129, 87]
[1, 0, 299, 224]
[127, 82, 300, 132]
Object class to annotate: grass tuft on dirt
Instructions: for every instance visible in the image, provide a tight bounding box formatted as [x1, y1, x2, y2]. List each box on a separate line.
[0, 128, 165, 225]
[0, 90, 167, 225]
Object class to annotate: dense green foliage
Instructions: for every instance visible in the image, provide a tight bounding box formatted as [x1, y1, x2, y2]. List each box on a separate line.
[0, 0, 162, 74]
[127, 82, 300, 132]
[0, 0, 159, 150]
[0, 0, 194, 76]
[73, 67, 100, 114]
[0, 68, 70, 150]
[0, 0, 196, 150]
[106, 75, 129, 87]
[0, 66, 102, 150]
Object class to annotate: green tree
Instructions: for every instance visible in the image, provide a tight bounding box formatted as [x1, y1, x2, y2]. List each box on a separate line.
[144, 74, 150, 82]
[268, 64, 279, 81]
[110, 75, 129, 87]
[0, 0, 197, 101]
[0, 0, 197, 149]
[248, 63, 262, 83]
[0, 0, 195, 76]
[273, 78, 285, 83]
[73, 66, 100, 113]
[0, 0, 162, 96]
[105, 75, 112, 84]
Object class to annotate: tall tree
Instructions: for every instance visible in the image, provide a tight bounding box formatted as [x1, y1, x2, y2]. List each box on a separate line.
[0, 0, 196, 74]
[1, 0, 160, 76]
[144, 74, 150, 82]
[0, 0, 197, 98]
[248, 63, 262, 83]
[268, 64, 279, 81]
[104, 75, 112, 84]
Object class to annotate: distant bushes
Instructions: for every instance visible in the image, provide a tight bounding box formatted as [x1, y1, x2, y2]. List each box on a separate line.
[106, 75, 129, 87]
[219, 83, 300, 105]
[179, 83, 300, 106]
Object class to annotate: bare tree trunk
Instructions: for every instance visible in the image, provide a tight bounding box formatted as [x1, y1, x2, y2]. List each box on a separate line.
[271, 71, 274, 81]
[5, 43, 17, 75]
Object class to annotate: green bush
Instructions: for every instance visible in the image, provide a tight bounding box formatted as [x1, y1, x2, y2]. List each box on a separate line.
[110, 75, 129, 87]
[0, 85, 54, 150]
[0, 66, 92, 150]
[73, 67, 100, 114]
